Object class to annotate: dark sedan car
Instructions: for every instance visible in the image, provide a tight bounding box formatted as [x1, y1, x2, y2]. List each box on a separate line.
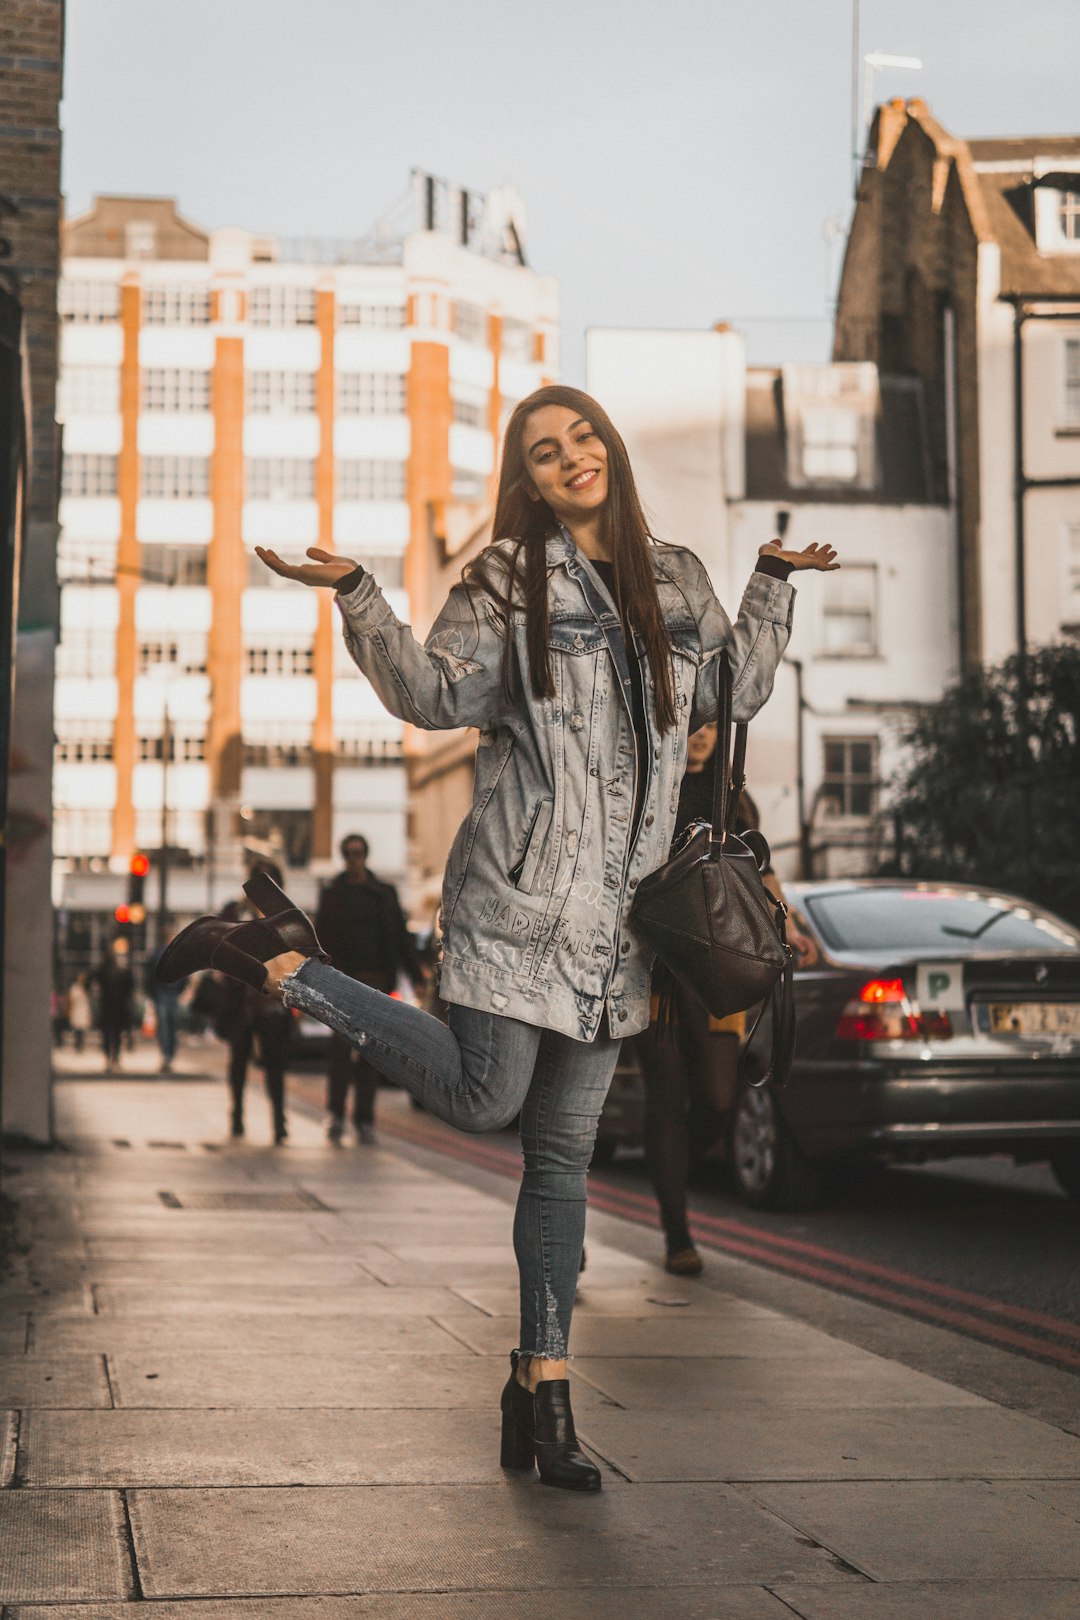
[731, 880, 1080, 1209]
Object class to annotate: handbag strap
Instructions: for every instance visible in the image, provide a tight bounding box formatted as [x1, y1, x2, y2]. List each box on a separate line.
[710, 652, 750, 846]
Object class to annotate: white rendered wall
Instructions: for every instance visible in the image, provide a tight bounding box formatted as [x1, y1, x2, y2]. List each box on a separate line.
[586, 327, 746, 590]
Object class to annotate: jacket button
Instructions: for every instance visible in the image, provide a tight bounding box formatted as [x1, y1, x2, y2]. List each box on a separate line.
[616, 1008, 627, 1022]
[645, 814, 655, 827]
[620, 939, 630, 954]
[628, 877, 638, 889]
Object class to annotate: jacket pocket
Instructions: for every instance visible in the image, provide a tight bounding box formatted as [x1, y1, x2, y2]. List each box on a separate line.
[509, 797, 554, 894]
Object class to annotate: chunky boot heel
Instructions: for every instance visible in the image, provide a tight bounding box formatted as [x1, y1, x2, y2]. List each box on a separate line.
[244, 871, 297, 918]
[499, 1411, 535, 1470]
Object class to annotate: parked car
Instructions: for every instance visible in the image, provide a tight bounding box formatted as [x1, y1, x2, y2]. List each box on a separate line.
[733, 879, 1080, 1209]
[594, 879, 1080, 1211]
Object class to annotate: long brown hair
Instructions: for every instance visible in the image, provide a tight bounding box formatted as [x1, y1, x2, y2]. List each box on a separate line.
[464, 385, 676, 730]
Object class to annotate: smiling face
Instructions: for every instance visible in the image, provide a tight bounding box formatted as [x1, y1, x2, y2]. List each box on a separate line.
[521, 404, 609, 524]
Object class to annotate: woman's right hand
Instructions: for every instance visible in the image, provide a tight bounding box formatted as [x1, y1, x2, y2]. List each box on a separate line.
[254, 545, 359, 589]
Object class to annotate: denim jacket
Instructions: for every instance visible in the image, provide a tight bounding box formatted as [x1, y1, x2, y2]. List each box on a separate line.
[336, 531, 795, 1041]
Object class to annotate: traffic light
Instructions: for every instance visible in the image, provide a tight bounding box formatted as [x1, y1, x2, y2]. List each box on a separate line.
[126, 852, 150, 927]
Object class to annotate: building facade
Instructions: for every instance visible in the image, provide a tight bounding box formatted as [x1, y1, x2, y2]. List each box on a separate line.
[1, 0, 64, 1142]
[834, 99, 1080, 668]
[586, 327, 953, 879]
[55, 179, 557, 966]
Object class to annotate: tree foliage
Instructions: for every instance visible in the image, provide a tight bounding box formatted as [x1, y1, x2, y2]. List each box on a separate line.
[889, 644, 1080, 925]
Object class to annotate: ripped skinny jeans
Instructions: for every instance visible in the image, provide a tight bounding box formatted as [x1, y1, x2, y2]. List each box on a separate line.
[282, 959, 621, 1358]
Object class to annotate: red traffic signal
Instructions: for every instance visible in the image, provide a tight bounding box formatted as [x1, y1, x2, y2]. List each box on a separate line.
[115, 904, 131, 925]
[130, 852, 150, 877]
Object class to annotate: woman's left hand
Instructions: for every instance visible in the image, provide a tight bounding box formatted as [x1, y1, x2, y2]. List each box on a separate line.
[759, 540, 840, 572]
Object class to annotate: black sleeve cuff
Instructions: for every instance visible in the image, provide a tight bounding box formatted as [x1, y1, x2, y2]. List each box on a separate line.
[755, 555, 794, 582]
[334, 565, 367, 595]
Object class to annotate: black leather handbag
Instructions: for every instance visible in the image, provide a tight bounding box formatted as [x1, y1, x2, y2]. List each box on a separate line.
[632, 652, 796, 1087]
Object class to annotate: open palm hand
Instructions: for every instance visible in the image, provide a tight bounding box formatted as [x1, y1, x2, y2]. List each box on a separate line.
[759, 540, 840, 572]
[254, 545, 359, 589]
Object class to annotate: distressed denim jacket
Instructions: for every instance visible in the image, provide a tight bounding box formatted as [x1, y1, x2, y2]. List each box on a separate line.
[336, 531, 795, 1041]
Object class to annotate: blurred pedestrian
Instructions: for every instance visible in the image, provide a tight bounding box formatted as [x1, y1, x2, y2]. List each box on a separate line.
[95, 940, 134, 1070]
[143, 945, 187, 1074]
[66, 973, 93, 1053]
[218, 864, 292, 1143]
[633, 723, 818, 1274]
[315, 833, 425, 1143]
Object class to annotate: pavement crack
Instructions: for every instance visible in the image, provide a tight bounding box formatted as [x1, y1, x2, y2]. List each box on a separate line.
[119, 1489, 145, 1599]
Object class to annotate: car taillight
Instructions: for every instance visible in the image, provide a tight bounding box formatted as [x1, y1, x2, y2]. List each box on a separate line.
[836, 978, 952, 1042]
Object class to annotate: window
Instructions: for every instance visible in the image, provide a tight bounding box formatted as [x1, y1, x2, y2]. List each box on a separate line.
[140, 456, 210, 499]
[58, 534, 117, 583]
[335, 725, 404, 763]
[1064, 339, 1080, 429]
[57, 366, 120, 419]
[501, 317, 533, 361]
[242, 737, 313, 768]
[821, 738, 877, 819]
[1060, 192, 1080, 242]
[248, 285, 316, 326]
[802, 407, 860, 481]
[452, 396, 486, 429]
[142, 285, 211, 326]
[336, 372, 407, 415]
[137, 734, 206, 762]
[139, 545, 209, 586]
[352, 552, 404, 587]
[335, 459, 406, 501]
[59, 281, 120, 323]
[245, 643, 315, 676]
[821, 565, 877, 657]
[137, 636, 207, 676]
[56, 625, 115, 678]
[452, 300, 486, 345]
[451, 466, 487, 500]
[246, 370, 316, 414]
[337, 302, 406, 329]
[56, 726, 114, 763]
[238, 806, 312, 867]
[245, 458, 316, 500]
[62, 454, 118, 498]
[53, 808, 113, 859]
[1065, 521, 1080, 624]
[141, 368, 211, 412]
[125, 220, 157, 259]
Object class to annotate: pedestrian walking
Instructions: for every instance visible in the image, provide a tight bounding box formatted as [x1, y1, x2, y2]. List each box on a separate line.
[96, 940, 134, 1070]
[66, 972, 93, 1053]
[316, 833, 426, 1144]
[210, 868, 294, 1144]
[632, 728, 819, 1276]
[143, 946, 187, 1073]
[158, 384, 838, 1490]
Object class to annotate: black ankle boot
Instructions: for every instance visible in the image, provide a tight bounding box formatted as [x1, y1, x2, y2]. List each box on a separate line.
[499, 1355, 601, 1492]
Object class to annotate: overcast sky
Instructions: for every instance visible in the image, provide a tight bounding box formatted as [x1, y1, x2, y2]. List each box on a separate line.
[61, 0, 1080, 380]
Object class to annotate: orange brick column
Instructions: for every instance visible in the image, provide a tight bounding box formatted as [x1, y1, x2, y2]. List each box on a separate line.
[405, 307, 451, 633]
[206, 297, 246, 803]
[111, 276, 141, 860]
[312, 286, 336, 861]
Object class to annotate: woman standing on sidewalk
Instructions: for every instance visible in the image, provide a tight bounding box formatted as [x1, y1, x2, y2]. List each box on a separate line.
[158, 385, 837, 1491]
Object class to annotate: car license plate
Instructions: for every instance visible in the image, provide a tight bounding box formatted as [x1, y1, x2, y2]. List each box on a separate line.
[987, 1002, 1080, 1037]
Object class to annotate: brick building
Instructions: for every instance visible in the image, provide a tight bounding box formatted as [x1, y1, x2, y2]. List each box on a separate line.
[0, 0, 64, 1142]
[834, 99, 1080, 668]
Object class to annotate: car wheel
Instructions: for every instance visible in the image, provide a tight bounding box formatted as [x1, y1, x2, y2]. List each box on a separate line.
[1049, 1146, 1080, 1201]
[731, 1082, 824, 1211]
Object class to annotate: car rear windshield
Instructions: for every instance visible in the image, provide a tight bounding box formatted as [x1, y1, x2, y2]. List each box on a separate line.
[804, 889, 1080, 955]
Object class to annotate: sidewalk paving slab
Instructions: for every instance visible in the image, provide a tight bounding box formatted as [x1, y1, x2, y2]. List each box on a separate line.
[746, 1479, 1080, 1580]
[773, 1579, 1080, 1619]
[571, 1354, 988, 1410]
[0, 1489, 130, 1603]
[577, 1401, 1080, 1482]
[126, 1481, 855, 1597]
[31, 1313, 467, 1358]
[0, 1357, 112, 1409]
[4, 1588, 799, 1619]
[434, 1310, 879, 1359]
[92, 1284, 487, 1317]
